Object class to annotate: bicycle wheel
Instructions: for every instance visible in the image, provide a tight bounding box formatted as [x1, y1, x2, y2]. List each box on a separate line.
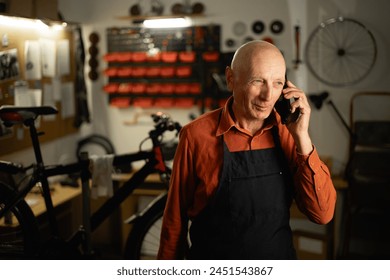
[76, 134, 115, 158]
[0, 182, 40, 259]
[305, 17, 377, 87]
[124, 194, 167, 259]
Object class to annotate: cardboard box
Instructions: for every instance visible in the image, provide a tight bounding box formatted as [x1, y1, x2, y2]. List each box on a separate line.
[7, 0, 58, 20]
[34, 0, 58, 20]
[293, 230, 330, 259]
[8, 0, 34, 18]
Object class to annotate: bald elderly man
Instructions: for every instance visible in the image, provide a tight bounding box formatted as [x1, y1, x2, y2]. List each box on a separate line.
[158, 40, 336, 260]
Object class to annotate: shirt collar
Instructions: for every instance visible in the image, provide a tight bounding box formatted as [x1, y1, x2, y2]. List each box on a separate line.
[216, 96, 279, 137]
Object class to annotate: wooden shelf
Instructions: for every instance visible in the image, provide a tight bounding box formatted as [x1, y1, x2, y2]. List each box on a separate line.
[0, 182, 82, 227]
[116, 14, 205, 21]
[25, 183, 82, 217]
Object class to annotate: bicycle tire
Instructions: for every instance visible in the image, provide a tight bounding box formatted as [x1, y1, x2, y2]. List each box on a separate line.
[0, 182, 40, 259]
[305, 17, 377, 87]
[76, 134, 115, 159]
[76, 134, 132, 173]
[123, 194, 167, 260]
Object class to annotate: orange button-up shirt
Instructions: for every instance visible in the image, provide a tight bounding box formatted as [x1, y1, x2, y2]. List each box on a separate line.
[158, 97, 337, 259]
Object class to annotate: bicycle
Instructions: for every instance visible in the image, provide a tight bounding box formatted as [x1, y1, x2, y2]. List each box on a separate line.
[0, 105, 181, 259]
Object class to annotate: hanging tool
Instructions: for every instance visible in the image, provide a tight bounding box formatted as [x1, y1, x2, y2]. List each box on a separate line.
[293, 25, 302, 69]
[74, 26, 90, 128]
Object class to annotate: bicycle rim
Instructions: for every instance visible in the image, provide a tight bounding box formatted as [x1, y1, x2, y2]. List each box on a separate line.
[124, 197, 166, 259]
[0, 182, 40, 259]
[305, 17, 377, 87]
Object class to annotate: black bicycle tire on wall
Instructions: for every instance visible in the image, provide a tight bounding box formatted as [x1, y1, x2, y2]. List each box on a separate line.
[305, 17, 377, 87]
[0, 182, 40, 259]
[76, 134, 116, 159]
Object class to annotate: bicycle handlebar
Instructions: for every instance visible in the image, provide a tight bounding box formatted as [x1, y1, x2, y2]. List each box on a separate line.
[0, 110, 182, 180]
[149, 112, 182, 142]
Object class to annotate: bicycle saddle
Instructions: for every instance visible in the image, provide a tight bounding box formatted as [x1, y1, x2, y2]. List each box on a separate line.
[0, 160, 24, 174]
[0, 105, 58, 126]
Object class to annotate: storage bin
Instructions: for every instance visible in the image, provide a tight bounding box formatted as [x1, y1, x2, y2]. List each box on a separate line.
[145, 83, 161, 94]
[176, 66, 192, 77]
[132, 98, 153, 108]
[154, 98, 174, 107]
[174, 83, 190, 94]
[103, 52, 120, 62]
[161, 51, 178, 63]
[104, 67, 118, 77]
[132, 52, 147, 62]
[160, 66, 175, 78]
[117, 83, 132, 94]
[145, 67, 161, 77]
[189, 82, 201, 94]
[110, 98, 130, 108]
[202, 51, 219, 62]
[175, 98, 194, 108]
[131, 83, 146, 93]
[103, 83, 119, 94]
[116, 67, 132, 77]
[179, 51, 196, 63]
[131, 67, 146, 77]
[116, 52, 133, 62]
[160, 83, 175, 94]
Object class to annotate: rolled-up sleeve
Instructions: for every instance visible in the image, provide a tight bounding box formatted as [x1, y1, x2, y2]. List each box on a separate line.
[294, 146, 337, 224]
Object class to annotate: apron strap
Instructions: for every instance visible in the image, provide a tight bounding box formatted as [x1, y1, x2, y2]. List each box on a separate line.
[271, 126, 294, 205]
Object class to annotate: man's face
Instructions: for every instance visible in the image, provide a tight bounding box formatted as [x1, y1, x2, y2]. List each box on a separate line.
[228, 49, 286, 122]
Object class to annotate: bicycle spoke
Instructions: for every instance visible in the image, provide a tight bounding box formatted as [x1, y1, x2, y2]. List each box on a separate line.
[140, 218, 162, 259]
[305, 17, 377, 86]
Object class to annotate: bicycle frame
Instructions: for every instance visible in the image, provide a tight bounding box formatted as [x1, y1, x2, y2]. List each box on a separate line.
[1, 141, 168, 256]
[0, 111, 84, 236]
[0, 105, 179, 258]
[69, 149, 168, 255]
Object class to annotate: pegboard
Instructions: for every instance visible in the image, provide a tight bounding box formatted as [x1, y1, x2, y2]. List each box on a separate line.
[106, 25, 221, 52]
[103, 25, 222, 110]
[0, 20, 78, 156]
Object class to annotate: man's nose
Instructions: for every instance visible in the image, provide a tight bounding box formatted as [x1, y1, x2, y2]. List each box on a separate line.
[260, 84, 273, 101]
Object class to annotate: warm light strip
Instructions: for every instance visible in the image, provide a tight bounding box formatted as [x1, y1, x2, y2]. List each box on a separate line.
[143, 17, 191, 28]
[0, 15, 46, 30]
[0, 15, 67, 31]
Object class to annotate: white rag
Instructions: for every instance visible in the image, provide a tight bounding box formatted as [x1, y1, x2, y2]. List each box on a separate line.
[89, 154, 114, 199]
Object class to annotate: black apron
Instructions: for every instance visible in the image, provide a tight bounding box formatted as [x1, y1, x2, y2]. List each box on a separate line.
[188, 127, 296, 259]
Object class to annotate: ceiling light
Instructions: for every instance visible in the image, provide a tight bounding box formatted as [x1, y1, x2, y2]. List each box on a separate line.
[143, 17, 191, 28]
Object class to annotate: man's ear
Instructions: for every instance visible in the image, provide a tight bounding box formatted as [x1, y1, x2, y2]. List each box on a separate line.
[225, 66, 233, 91]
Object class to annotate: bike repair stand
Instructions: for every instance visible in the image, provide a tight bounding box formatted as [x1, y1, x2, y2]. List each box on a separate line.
[80, 151, 93, 257]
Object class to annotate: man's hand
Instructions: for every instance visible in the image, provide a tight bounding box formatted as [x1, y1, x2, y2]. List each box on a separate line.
[283, 80, 313, 155]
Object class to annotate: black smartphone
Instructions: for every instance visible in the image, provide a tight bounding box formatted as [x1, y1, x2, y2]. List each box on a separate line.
[274, 77, 300, 124]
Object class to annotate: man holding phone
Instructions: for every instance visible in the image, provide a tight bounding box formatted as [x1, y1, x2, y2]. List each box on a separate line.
[158, 40, 336, 259]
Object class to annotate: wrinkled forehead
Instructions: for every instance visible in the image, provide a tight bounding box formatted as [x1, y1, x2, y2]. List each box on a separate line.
[232, 48, 286, 77]
[232, 44, 285, 71]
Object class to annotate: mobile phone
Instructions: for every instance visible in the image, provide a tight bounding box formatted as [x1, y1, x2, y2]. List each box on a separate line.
[274, 77, 300, 124]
